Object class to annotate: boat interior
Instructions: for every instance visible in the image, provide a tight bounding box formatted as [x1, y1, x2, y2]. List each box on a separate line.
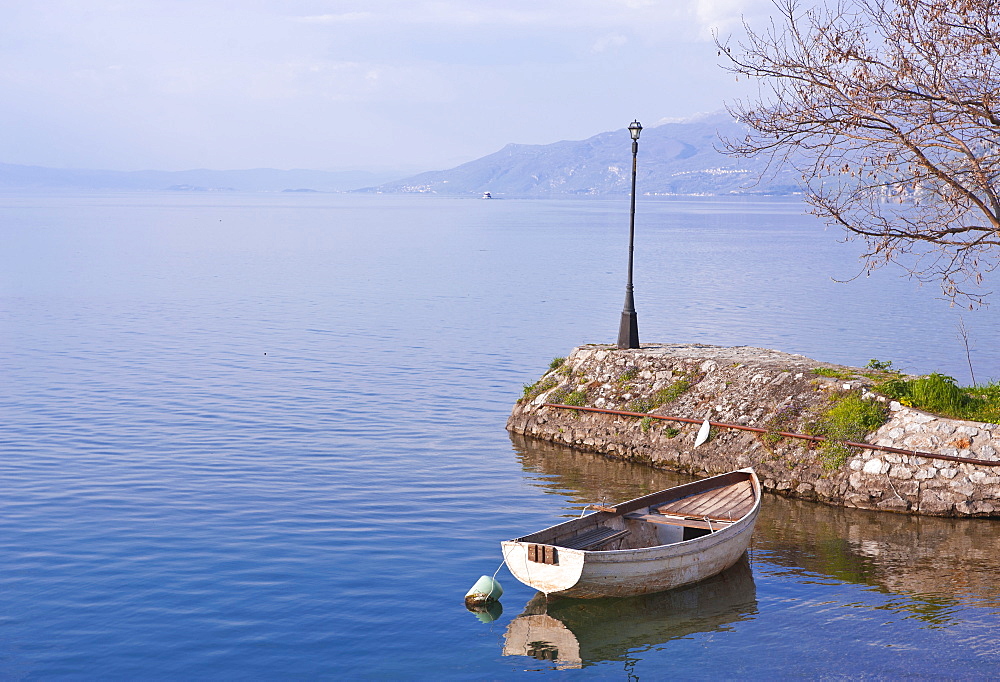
[517, 472, 757, 562]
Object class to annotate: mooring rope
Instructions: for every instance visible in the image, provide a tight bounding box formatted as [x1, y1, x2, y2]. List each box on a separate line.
[492, 542, 516, 581]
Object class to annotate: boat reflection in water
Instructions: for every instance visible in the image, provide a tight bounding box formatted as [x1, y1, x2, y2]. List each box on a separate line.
[502, 557, 757, 669]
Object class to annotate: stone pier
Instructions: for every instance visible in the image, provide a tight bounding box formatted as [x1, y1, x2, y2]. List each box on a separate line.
[507, 343, 1000, 517]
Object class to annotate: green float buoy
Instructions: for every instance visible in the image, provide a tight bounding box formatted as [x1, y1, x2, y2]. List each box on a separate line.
[464, 575, 503, 608]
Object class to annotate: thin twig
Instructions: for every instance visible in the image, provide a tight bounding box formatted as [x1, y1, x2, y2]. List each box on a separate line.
[957, 315, 977, 386]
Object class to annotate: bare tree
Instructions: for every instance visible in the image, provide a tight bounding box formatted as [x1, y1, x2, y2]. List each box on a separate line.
[718, 0, 1000, 305]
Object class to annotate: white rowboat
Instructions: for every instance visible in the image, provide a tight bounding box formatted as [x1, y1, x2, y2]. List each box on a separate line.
[502, 468, 761, 599]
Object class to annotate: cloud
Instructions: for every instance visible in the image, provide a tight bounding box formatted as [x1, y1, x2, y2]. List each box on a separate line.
[0, 0, 773, 171]
[592, 33, 629, 53]
[294, 12, 373, 24]
[262, 60, 456, 104]
[287, 1, 767, 37]
[694, 0, 774, 37]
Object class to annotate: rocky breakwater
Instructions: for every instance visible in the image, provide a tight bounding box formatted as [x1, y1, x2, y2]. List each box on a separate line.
[507, 343, 1000, 518]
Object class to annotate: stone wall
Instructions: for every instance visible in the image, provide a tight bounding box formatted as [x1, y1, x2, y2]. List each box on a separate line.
[507, 343, 1000, 517]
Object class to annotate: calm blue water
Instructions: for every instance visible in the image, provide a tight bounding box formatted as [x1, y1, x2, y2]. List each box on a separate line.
[2, 192, 998, 679]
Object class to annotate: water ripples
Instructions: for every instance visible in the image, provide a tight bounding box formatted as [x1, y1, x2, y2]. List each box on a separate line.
[3, 193, 999, 677]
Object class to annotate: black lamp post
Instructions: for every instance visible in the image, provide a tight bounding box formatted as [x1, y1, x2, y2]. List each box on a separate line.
[617, 119, 642, 350]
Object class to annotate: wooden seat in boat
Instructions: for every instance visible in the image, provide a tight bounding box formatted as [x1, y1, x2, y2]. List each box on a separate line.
[622, 479, 753, 531]
[623, 511, 732, 531]
[654, 479, 755, 520]
[558, 526, 630, 550]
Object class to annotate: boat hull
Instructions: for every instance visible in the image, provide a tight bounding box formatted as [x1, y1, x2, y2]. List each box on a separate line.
[503, 469, 760, 599]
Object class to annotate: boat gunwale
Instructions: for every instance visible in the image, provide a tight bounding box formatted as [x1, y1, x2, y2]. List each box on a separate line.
[509, 469, 760, 549]
[503, 502, 758, 560]
[569, 514, 757, 561]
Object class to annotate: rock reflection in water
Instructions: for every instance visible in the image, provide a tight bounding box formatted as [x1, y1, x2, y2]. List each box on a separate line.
[754, 496, 1000, 621]
[510, 433, 1000, 620]
[503, 558, 757, 668]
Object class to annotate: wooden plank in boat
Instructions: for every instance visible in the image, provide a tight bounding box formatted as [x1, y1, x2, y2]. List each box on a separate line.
[612, 470, 750, 516]
[656, 481, 753, 518]
[623, 512, 734, 530]
[670, 487, 739, 517]
[655, 485, 733, 515]
[700, 481, 752, 510]
[558, 527, 630, 550]
[685, 483, 754, 518]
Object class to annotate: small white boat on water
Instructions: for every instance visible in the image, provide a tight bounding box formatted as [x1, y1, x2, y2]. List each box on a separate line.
[502, 468, 761, 599]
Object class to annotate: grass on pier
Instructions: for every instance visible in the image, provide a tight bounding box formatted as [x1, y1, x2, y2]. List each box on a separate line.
[875, 373, 1000, 424]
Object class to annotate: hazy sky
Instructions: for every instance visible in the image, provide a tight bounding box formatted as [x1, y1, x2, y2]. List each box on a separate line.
[0, 0, 774, 173]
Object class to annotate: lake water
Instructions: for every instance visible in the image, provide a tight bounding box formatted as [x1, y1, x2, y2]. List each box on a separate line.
[2, 192, 999, 679]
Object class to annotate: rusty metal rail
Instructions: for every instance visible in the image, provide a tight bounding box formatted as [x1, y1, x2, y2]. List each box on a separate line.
[542, 403, 1000, 467]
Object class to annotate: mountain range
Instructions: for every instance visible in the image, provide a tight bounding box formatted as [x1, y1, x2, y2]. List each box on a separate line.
[361, 112, 801, 197]
[0, 164, 402, 193]
[0, 113, 800, 196]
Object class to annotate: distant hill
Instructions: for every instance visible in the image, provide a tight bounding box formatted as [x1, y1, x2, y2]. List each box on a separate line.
[0, 113, 801, 196]
[360, 112, 801, 197]
[0, 164, 405, 193]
